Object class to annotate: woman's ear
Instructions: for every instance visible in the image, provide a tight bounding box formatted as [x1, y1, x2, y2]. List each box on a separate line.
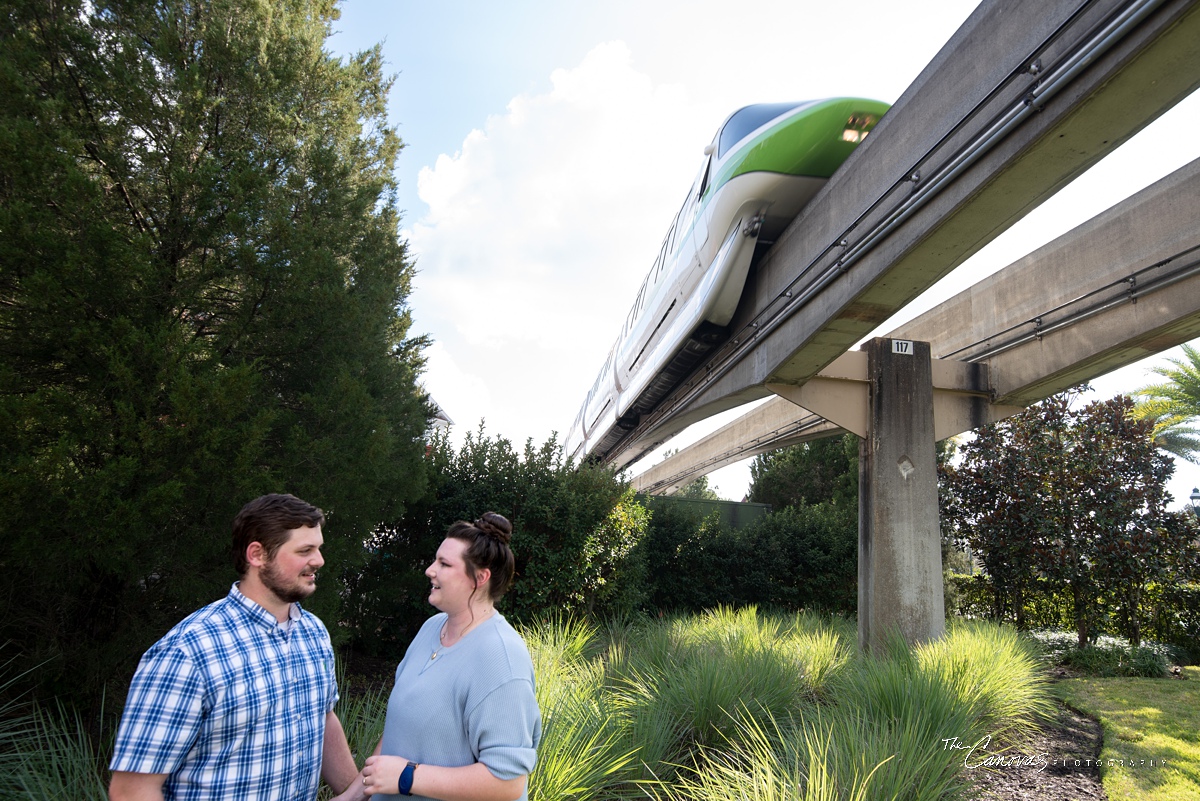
[474, 567, 492, 590]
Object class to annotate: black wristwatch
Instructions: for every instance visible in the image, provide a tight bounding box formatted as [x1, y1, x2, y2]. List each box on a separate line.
[399, 761, 418, 796]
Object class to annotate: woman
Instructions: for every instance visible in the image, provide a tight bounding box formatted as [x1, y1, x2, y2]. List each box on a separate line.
[339, 512, 541, 801]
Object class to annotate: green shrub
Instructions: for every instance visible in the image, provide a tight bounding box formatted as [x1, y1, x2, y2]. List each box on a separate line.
[345, 429, 649, 657]
[947, 572, 992, 619]
[632, 503, 730, 612]
[1061, 644, 1169, 677]
[632, 503, 858, 616]
[731, 504, 858, 614]
[1145, 581, 1200, 662]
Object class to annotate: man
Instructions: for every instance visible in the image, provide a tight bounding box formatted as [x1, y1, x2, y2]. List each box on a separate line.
[109, 494, 359, 801]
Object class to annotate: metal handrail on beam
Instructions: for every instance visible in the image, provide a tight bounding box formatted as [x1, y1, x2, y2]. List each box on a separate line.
[606, 0, 1200, 470]
[942, 245, 1200, 362]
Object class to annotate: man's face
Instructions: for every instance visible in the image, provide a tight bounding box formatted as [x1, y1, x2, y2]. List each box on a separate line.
[259, 525, 325, 604]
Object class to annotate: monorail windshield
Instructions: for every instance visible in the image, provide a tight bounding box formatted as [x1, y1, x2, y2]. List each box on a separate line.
[717, 102, 807, 158]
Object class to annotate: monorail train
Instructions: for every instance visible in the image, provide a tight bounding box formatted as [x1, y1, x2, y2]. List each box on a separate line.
[564, 97, 890, 464]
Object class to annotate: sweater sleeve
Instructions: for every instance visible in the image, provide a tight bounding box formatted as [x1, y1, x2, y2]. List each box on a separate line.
[467, 677, 541, 780]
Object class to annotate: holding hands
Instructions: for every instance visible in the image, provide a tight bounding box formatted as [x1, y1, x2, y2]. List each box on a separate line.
[329, 755, 410, 800]
[362, 755, 411, 796]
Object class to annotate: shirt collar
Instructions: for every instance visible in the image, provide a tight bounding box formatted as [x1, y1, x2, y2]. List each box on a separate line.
[229, 582, 301, 632]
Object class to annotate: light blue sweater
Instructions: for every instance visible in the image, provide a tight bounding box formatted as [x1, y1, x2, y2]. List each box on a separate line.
[377, 612, 541, 801]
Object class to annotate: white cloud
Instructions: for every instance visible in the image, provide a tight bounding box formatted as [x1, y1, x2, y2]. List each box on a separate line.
[420, 341, 492, 430]
[396, 0, 985, 456]
[384, 1, 1200, 503]
[405, 41, 712, 443]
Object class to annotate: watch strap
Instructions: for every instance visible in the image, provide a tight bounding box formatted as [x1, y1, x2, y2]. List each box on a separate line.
[399, 761, 418, 796]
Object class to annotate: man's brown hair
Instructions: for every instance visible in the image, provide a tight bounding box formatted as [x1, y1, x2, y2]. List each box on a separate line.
[232, 494, 325, 575]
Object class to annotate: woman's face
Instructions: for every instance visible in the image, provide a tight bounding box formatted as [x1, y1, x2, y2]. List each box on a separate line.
[425, 537, 477, 612]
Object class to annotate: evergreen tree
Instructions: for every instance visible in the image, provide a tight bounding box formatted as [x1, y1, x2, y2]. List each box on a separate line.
[747, 433, 858, 509]
[0, 0, 429, 701]
[676, 475, 723, 500]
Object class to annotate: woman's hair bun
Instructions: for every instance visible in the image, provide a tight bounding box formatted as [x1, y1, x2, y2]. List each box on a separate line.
[474, 511, 512, 544]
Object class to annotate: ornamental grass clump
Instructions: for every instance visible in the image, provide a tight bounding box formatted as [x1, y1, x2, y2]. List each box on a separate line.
[528, 658, 640, 801]
[672, 712, 895, 801]
[679, 668, 977, 801]
[1, 657, 111, 801]
[335, 682, 389, 766]
[611, 607, 850, 754]
[832, 655, 983, 799]
[787, 625, 853, 700]
[0, 614, 1054, 801]
[680, 620, 1054, 801]
[523, 616, 648, 800]
[916, 620, 1054, 742]
[2, 701, 110, 801]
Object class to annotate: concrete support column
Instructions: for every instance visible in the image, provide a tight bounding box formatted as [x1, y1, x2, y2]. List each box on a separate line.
[859, 338, 945, 653]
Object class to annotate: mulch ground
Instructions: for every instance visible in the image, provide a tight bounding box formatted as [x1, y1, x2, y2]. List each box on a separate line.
[966, 698, 1106, 800]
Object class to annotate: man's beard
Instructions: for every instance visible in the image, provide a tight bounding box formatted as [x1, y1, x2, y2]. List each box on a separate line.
[260, 558, 316, 604]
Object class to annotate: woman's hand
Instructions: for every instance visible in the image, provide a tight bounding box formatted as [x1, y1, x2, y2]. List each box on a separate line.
[361, 754, 407, 796]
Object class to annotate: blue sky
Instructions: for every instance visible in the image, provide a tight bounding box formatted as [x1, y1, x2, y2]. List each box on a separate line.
[327, 0, 1200, 508]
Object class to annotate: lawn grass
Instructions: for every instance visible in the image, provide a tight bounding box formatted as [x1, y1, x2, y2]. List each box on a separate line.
[1057, 665, 1200, 800]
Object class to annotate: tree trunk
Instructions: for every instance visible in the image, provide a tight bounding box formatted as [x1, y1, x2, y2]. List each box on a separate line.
[1074, 582, 1088, 648]
[1014, 584, 1026, 630]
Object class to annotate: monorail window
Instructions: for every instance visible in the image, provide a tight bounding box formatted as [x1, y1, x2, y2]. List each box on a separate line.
[718, 102, 806, 158]
[697, 156, 712, 200]
[841, 112, 880, 143]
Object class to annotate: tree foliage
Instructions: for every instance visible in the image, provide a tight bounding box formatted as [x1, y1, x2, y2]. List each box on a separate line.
[747, 434, 858, 509]
[631, 502, 858, 616]
[639, 434, 860, 617]
[345, 428, 649, 657]
[942, 393, 1194, 647]
[1131, 341, 1200, 464]
[0, 0, 429, 701]
[675, 475, 723, 500]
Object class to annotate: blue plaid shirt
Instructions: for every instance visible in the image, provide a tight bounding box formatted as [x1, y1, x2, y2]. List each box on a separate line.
[109, 583, 339, 801]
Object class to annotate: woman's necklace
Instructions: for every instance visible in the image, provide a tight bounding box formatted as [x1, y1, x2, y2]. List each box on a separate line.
[430, 609, 493, 660]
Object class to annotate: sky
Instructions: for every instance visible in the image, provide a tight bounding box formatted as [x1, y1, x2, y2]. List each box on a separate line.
[327, 0, 1200, 510]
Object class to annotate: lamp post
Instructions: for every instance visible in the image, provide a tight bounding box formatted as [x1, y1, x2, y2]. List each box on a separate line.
[1190, 487, 1200, 517]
